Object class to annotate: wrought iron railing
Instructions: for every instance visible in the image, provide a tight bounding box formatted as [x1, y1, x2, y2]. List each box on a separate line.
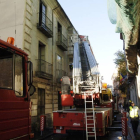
[68, 47, 73, 55]
[56, 69, 67, 79]
[38, 12, 53, 36]
[36, 59, 52, 75]
[57, 33, 68, 49]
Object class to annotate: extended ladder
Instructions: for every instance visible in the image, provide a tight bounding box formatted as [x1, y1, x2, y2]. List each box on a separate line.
[84, 91, 96, 140]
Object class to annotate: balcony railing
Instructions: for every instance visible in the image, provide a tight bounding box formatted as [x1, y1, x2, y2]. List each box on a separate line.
[37, 12, 53, 38]
[56, 33, 68, 51]
[68, 47, 73, 56]
[36, 59, 53, 80]
[56, 69, 67, 82]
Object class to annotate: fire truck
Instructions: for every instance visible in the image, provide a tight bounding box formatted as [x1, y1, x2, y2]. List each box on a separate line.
[53, 36, 114, 140]
[0, 38, 35, 140]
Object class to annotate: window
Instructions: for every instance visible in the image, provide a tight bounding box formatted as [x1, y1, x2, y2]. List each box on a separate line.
[58, 22, 62, 33]
[38, 42, 45, 72]
[38, 88, 45, 115]
[56, 55, 62, 79]
[38, 42, 45, 60]
[42, 4, 46, 25]
[15, 55, 24, 96]
[57, 55, 62, 70]
[0, 48, 24, 96]
[0, 57, 13, 89]
[57, 22, 62, 42]
[40, 1, 46, 26]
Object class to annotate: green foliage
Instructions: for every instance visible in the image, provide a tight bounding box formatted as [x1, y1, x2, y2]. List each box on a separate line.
[114, 50, 127, 76]
[114, 50, 127, 93]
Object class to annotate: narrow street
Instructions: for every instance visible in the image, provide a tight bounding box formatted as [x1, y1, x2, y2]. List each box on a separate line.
[1, 1, 140, 140]
[43, 113, 140, 140]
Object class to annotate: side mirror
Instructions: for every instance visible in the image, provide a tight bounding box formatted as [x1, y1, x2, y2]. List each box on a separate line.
[29, 85, 36, 96]
[28, 61, 33, 86]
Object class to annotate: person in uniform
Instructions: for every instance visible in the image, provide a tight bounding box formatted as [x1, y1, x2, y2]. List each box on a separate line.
[129, 102, 139, 135]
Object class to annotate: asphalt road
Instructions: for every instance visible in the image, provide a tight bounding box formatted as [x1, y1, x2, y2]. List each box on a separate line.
[44, 130, 124, 140]
[44, 113, 140, 140]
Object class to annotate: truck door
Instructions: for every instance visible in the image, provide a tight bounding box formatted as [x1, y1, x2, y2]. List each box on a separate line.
[0, 47, 31, 140]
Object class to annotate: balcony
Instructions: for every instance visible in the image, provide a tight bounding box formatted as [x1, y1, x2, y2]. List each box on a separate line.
[68, 46, 73, 56]
[56, 33, 68, 51]
[36, 59, 53, 80]
[56, 69, 67, 82]
[37, 12, 53, 38]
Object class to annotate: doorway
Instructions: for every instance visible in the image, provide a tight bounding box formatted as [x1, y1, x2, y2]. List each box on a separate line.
[38, 88, 45, 116]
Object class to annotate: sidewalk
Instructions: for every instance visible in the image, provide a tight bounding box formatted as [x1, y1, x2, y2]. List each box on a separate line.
[127, 118, 140, 140]
[118, 106, 140, 140]
[32, 128, 53, 140]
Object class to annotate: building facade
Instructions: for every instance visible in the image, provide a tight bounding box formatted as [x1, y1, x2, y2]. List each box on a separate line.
[111, 68, 120, 96]
[108, 0, 140, 108]
[0, 0, 78, 129]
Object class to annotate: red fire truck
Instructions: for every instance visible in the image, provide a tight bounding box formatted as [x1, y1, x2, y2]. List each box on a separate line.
[0, 38, 35, 140]
[53, 39, 114, 139]
[53, 78, 113, 137]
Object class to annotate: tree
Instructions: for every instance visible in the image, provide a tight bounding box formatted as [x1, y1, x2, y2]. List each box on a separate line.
[114, 50, 127, 93]
[114, 50, 127, 77]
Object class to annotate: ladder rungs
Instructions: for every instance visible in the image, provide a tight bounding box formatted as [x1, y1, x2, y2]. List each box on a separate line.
[85, 101, 92, 102]
[84, 89, 96, 139]
[84, 116, 95, 117]
[86, 116, 94, 117]
[87, 127, 95, 128]
[88, 135, 95, 137]
[83, 88, 95, 89]
[80, 86, 95, 87]
[87, 123, 94, 125]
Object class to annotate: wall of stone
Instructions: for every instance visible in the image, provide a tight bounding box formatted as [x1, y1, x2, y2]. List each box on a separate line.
[0, 0, 25, 48]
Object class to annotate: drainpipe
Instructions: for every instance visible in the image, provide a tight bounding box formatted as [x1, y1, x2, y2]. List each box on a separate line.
[52, 6, 60, 111]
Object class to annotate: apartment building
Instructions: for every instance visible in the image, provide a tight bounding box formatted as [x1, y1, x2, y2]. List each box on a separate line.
[111, 68, 120, 96]
[0, 0, 78, 128]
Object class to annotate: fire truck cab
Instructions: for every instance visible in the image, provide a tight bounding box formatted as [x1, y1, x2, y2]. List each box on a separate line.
[0, 39, 35, 140]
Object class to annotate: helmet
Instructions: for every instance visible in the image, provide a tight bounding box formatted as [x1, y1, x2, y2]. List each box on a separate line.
[129, 100, 132, 103]
[131, 101, 134, 104]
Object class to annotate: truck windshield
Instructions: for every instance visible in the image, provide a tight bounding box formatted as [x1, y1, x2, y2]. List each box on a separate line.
[15, 55, 23, 96]
[0, 48, 24, 96]
[0, 57, 13, 89]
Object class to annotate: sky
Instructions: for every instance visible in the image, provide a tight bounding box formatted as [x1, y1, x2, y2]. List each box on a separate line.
[58, 0, 123, 85]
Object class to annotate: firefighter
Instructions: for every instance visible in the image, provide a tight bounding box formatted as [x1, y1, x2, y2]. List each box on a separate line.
[129, 102, 139, 135]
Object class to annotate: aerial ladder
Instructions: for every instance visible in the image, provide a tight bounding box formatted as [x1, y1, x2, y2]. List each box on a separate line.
[73, 36, 101, 140]
[53, 35, 113, 138]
